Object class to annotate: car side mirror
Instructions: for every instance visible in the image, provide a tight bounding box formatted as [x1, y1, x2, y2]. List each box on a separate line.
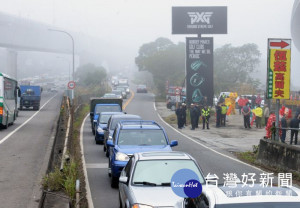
[170, 140, 178, 147]
[119, 176, 128, 184]
[107, 140, 114, 147]
[90, 112, 94, 116]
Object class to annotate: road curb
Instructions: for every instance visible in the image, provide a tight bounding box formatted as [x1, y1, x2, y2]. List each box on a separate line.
[27, 95, 61, 208]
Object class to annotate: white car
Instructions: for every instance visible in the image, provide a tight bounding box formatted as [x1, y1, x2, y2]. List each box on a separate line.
[176, 184, 300, 208]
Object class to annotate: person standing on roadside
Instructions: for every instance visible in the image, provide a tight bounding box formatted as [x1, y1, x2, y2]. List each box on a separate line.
[202, 105, 210, 129]
[242, 103, 251, 129]
[215, 102, 222, 128]
[195, 103, 201, 128]
[290, 114, 300, 145]
[281, 114, 287, 143]
[190, 104, 197, 130]
[182, 103, 187, 127]
[264, 104, 270, 126]
[253, 104, 263, 128]
[175, 104, 184, 129]
[221, 103, 227, 126]
[237, 96, 244, 115]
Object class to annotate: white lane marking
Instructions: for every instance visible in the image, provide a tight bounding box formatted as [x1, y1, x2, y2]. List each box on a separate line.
[0, 94, 57, 145]
[153, 102, 264, 172]
[80, 114, 94, 208]
[86, 163, 108, 169]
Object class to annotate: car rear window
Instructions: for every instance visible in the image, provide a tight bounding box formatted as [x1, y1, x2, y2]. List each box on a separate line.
[117, 129, 167, 145]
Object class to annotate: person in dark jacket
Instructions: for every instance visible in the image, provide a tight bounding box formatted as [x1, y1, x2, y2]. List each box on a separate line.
[195, 104, 201, 128]
[281, 114, 287, 143]
[215, 102, 222, 128]
[176, 105, 184, 129]
[290, 114, 300, 145]
[242, 103, 251, 129]
[182, 103, 187, 127]
[190, 104, 197, 130]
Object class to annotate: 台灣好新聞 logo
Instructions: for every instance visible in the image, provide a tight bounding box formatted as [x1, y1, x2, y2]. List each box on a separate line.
[188, 12, 213, 24]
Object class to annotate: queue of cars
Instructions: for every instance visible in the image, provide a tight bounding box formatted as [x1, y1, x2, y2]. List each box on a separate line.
[89, 89, 300, 208]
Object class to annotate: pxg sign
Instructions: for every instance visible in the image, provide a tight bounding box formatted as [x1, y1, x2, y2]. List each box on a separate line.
[186, 37, 213, 106]
[172, 6, 227, 34]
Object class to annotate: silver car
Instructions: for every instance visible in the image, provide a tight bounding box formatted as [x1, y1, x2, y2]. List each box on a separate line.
[176, 184, 300, 208]
[118, 151, 205, 208]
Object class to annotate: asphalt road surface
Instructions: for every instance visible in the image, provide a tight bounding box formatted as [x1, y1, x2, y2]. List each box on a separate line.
[0, 92, 62, 208]
[83, 89, 266, 208]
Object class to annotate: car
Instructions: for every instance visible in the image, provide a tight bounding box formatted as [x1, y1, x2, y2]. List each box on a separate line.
[104, 114, 142, 157]
[136, 85, 147, 93]
[115, 87, 127, 99]
[119, 151, 205, 208]
[102, 93, 119, 98]
[106, 120, 178, 187]
[177, 184, 300, 208]
[111, 90, 123, 99]
[94, 111, 124, 144]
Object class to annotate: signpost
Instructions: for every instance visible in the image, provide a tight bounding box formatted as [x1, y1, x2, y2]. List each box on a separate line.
[267, 38, 291, 141]
[172, 6, 227, 106]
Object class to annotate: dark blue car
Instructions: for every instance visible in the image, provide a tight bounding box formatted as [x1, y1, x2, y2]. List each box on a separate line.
[95, 111, 124, 144]
[107, 120, 178, 187]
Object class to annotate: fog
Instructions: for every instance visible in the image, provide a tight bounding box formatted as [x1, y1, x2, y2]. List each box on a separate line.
[0, 0, 299, 89]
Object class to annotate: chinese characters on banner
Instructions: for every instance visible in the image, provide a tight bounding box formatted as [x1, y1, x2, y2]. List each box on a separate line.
[267, 39, 291, 99]
[205, 172, 294, 197]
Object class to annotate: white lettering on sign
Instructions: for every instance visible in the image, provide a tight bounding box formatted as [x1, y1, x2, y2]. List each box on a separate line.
[188, 12, 213, 24]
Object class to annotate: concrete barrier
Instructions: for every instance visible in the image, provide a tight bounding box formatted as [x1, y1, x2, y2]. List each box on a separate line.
[257, 139, 300, 172]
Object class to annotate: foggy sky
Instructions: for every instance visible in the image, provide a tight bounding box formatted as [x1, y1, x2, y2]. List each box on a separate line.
[0, 0, 299, 88]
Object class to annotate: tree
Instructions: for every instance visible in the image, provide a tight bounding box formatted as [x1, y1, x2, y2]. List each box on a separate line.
[214, 44, 261, 93]
[135, 38, 185, 96]
[76, 63, 107, 87]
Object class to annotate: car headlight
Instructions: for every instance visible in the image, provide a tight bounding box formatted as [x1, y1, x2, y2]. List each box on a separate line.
[132, 204, 153, 208]
[97, 127, 104, 133]
[108, 135, 112, 140]
[126, 89, 129, 92]
[115, 152, 129, 161]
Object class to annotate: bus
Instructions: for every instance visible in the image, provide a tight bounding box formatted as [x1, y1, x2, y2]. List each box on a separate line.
[0, 73, 19, 129]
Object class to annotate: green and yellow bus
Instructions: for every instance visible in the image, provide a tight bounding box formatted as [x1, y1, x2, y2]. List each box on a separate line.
[0, 73, 19, 129]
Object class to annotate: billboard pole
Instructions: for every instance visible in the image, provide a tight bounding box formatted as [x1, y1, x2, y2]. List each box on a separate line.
[275, 99, 280, 141]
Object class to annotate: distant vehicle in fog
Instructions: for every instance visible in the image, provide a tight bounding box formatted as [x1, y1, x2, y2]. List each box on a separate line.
[20, 85, 41, 110]
[136, 84, 147, 93]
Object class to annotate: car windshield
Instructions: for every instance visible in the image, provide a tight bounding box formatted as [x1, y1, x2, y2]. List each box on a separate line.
[95, 105, 121, 114]
[132, 160, 204, 186]
[99, 114, 112, 124]
[138, 85, 146, 88]
[117, 129, 167, 145]
[216, 203, 300, 208]
[110, 117, 141, 130]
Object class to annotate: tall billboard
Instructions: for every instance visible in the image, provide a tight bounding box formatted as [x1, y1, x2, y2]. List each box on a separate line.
[266, 39, 291, 99]
[186, 37, 213, 106]
[172, 7, 227, 34]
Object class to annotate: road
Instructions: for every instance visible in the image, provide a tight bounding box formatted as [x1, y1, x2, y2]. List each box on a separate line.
[82, 89, 266, 208]
[0, 92, 62, 208]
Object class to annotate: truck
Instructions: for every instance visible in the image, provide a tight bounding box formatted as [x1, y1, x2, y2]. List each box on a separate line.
[20, 85, 41, 110]
[89, 97, 123, 134]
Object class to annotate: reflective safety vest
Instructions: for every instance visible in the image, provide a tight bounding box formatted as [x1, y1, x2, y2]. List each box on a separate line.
[221, 105, 227, 115]
[202, 108, 210, 117]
